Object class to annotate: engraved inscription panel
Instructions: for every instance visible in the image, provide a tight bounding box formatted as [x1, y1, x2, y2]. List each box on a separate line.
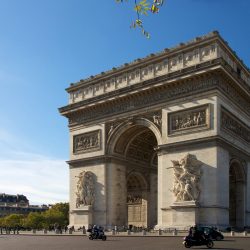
[168, 104, 210, 135]
[73, 130, 101, 154]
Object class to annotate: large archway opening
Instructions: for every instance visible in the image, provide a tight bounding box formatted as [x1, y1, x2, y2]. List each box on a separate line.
[110, 122, 159, 228]
[229, 160, 245, 229]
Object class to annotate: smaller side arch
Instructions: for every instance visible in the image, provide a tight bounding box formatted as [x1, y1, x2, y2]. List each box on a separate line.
[229, 158, 246, 183]
[229, 158, 246, 229]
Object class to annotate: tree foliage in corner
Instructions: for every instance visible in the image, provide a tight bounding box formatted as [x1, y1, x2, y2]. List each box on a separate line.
[116, 0, 164, 38]
[0, 203, 69, 230]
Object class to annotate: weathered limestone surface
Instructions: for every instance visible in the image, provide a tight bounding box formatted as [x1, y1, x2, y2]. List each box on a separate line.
[60, 31, 250, 230]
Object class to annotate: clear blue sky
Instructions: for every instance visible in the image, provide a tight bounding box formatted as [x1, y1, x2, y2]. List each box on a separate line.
[0, 0, 249, 204]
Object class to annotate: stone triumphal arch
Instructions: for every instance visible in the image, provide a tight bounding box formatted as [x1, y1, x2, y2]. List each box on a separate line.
[59, 31, 250, 230]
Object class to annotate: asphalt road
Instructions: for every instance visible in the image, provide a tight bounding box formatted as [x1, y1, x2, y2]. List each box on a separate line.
[0, 235, 249, 250]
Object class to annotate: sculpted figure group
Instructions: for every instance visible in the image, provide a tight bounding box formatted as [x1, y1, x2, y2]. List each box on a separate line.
[75, 171, 95, 208]
[173, 111, 206, 130]
[169, 154, 202, 202]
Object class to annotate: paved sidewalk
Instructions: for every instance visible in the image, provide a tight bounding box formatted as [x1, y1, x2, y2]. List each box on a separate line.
[3, 230, 250, 238]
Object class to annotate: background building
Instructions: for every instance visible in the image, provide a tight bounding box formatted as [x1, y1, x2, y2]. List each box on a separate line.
[0, 193, 48, 217]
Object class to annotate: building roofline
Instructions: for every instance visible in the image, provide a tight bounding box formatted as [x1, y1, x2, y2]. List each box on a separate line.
[65, 31, 249, 93]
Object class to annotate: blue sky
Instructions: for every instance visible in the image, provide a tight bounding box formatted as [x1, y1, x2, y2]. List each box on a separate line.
[0, 0, 249, 204]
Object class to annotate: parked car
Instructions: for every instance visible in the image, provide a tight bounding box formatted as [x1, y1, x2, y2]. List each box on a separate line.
[199, 226, 224, 241]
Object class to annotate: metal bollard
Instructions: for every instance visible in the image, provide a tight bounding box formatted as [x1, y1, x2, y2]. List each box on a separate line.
[243, 231, 247, 236]
[44, 229, 47, 234]
[69, 228, 73, 234]
[158, 229, 162, 236]
[112, 229, 115, 235]
[32, 229, 36, 234]
[127, 230, 131, 235]
[231, 231, 235, 236]
[142, 229, 146, 236]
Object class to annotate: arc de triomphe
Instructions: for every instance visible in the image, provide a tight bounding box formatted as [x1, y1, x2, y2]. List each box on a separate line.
[59, 31, 250, 230]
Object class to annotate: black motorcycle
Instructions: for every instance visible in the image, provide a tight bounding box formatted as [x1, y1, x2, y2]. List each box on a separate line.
[88, 231, 107, 241]
[183, 235, 214, 248]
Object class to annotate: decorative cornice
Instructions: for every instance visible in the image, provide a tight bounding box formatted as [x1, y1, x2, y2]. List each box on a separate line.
[63, 73, 219, 125]
[60, 69, 250, 127]
[60, 66, 249, 128]
[155, 136, 250, 159]
[162, 205, 229, 211]
[67, 154, 157, 170]
[67, 156, 108, 168]
[221, 107, 250, 144]
[62, 31, 249, 107]
[59, 59, 222, 114]
[67, 31, 249, 90]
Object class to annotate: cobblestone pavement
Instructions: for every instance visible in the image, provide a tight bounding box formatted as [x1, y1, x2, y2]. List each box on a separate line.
[0, 235, 249, 250]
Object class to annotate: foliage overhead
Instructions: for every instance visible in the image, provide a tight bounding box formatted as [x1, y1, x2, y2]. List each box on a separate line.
[116, 0, 164, 38]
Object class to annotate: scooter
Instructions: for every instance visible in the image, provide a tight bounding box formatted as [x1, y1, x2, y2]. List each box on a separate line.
[183, 235, 214, 248]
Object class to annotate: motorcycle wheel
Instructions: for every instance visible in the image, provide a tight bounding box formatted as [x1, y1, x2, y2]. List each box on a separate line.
[102, 235, 107, 241]
[206, 240, 214, 249]
[184, 241, 191, 248]
[89, 235, 93, 240]
[215, 235, 222, 241]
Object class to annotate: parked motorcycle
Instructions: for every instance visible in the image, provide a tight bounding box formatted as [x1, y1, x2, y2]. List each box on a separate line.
[183, 235, 214, 248]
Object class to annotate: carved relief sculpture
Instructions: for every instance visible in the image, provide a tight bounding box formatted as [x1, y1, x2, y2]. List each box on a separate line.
[73, 130, 101, 154]
[75, 171, 95, 208]
[152, 114, 162, 126]
[168, 105, 210, 136]
[106, 121, 121, 140]
[221, 108, 250, 143]
[168, 154, 203, 202]
[127, 194, 142, 204]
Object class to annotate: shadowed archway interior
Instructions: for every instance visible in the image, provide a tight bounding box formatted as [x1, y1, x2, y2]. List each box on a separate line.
[229, 161, 245, 229]
[113, 125, 158, 228]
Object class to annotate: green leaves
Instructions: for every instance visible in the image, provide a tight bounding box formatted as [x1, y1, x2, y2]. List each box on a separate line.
[134, 0, 150, 15]
[151, 4, 159, 13]
[116, 0, 165, 38]
[130, 19, 143, 28]
[0, 202, 69, 230]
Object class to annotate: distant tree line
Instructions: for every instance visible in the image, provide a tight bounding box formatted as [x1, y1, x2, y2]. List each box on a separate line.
[0, 203, 69, 231]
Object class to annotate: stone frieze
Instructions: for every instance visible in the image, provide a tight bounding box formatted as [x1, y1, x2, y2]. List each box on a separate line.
[221, 108, 250, 144]
[69, 77, 218, 125]
[73, 130, 101, 154]
[168, 104, 210, 136]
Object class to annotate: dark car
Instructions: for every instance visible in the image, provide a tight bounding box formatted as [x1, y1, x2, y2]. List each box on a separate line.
[199, 226, 224, 241]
